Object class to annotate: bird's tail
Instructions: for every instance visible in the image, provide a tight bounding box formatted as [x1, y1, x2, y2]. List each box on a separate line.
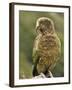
[32, 57, 40, 77]
[32, 65, 38, 76]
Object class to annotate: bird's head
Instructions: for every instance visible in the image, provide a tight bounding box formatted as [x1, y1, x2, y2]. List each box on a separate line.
[36, 17, 55, 34]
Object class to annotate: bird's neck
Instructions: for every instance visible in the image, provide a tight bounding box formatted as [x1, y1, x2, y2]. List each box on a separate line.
[42, 31, 55, 36]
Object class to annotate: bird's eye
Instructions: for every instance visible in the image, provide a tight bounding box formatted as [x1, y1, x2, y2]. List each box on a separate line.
[40, 28, 43, 32]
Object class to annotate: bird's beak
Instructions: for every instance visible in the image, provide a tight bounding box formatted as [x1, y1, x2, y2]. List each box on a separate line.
[36, 26, 40, 32]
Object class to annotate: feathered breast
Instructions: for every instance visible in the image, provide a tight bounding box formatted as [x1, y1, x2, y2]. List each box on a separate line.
[37, 33, 61, 70]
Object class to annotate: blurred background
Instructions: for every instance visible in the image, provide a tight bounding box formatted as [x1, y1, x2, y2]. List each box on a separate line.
[19, 11, 64, 79]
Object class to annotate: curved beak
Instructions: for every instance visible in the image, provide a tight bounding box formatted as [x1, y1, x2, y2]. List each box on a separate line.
[35, 26, 40, 32]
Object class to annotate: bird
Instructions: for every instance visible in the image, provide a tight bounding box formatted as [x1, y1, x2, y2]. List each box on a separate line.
[32, 17, 61, 78]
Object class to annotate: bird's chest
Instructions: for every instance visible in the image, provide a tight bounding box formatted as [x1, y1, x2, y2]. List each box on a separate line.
[35, 34, 59, 58]
[38, 35, 56, 51]
[38, 35, 58, 59]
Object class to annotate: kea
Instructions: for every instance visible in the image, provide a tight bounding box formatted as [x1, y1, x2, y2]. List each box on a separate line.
[32, 17, 61, 78]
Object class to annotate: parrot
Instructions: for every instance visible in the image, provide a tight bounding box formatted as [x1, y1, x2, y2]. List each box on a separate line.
[32, 17, 61, 78]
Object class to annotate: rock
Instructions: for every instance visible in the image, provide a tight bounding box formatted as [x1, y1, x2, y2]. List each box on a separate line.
[32, 73, 46, 79]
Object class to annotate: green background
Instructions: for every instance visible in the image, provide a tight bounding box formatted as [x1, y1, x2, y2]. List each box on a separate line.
[19, 11, 64, 79]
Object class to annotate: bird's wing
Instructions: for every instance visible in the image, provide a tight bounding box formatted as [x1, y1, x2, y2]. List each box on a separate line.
[32, 48, 40, 76]
[32, 36, 40, 64]
[32, 36, 41, 76]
